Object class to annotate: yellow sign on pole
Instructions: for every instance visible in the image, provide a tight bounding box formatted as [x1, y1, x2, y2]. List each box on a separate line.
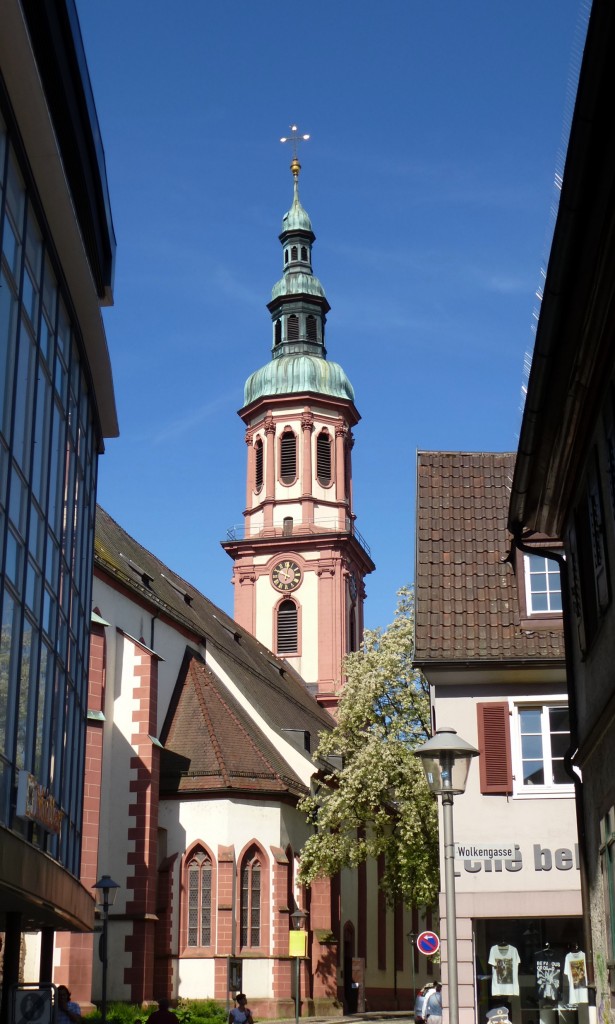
[289, 930, 308, 957]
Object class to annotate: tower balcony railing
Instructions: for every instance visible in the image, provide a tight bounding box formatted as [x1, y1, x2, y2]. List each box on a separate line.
[224, 517, 371, 557]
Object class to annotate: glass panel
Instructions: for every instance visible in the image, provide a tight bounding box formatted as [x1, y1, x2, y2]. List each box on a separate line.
[35, 642, 52, 778]
[531, 592, 549, 612]
[521, 734, 543, 760]
[550, 733, 569, 758]
[188, 862, 199, 945]
[519, 708, 541, 732]
[522, 761, 544, 785]
[550, 707, 570, 732]
[552, 760, 569, 785]
[5, 528, 24, 592]
[16, 618, 33, 769]
[0, 268, 19, 439]
[0, 593, 17, 760]
[12, 326, 36, 472]
[241, 864, 249, 946]
[530, 571, 547, 592]
[251, 862, 260, 946]
[201, 860, 212, 945]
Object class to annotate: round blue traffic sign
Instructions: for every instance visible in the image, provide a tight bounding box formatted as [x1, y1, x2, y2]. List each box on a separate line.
[416, 930, 440, 955]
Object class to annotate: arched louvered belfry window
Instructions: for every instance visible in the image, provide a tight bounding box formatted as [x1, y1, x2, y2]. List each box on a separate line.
[287, 314, 299, 340]
[274, 319, 282, 345]
[317, 430, 332, 485]
[349, 608, 357, 653]
[280, 429, 297, 483]
[306, 315, 317, 342]
[187, 849, 212, 946]
[277, 599, 298, 654]
[301, 246, 308, 261]
[284, 249, 289, 264]
[241, 846, 262, 948]
[291, 245, 298, 261]
[255, 438, 263, 491]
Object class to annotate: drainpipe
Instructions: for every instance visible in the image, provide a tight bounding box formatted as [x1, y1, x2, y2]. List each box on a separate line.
[511, 532, 594, 991]
[150, 609, 160, 652]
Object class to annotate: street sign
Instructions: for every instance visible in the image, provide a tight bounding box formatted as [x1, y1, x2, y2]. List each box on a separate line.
[416, 930, 440, 956]
[12, 987, 52, 1024]
[289, 929, 308, 957]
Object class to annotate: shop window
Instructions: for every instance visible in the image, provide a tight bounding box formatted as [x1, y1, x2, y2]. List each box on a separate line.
[524, 554, 562, 614]
[512, 703, 571, 792]
[600, 807, 615, 963]
[241, 845, 262, 948]
[316, 430, 331, 485]
[277, 599, 298, 654]
[280, 429, 297, 483]
[254, 438, 263, 491]
[186, 848, 213, 947]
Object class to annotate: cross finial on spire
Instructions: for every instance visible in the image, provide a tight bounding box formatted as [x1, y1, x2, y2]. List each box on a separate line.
[280, 124, 310, 179]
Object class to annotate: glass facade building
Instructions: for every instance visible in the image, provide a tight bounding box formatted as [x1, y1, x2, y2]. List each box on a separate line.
[1, 106, 98, 875]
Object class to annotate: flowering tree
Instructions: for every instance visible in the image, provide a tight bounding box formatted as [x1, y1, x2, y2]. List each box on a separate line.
[298, 587, 439, 906]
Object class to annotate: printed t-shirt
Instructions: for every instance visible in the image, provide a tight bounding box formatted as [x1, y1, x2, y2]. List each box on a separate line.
[564, 951, 588, 1004]
[488, 944, 521, 996]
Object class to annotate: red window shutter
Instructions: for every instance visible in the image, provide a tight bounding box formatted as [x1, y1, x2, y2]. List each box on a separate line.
[477, 702, 512, 795]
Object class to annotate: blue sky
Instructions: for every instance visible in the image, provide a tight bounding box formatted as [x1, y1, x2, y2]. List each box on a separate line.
[76, 0, 587, 632]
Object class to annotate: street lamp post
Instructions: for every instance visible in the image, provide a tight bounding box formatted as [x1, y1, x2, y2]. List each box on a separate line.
[414, 727, 479, 1024]
[93, 875, 120, 1024]
[290, 908, 308, 1024]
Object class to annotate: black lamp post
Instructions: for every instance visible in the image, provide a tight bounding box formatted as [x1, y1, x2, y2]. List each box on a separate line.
[290, 907, 308, 1024]
[407, 931, 417, 1006]
[93, 875, 120, 1024]
[414, 727, 479, 1024]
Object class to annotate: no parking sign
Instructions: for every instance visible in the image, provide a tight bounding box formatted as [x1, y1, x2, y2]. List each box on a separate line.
[416, 930, 440, 956]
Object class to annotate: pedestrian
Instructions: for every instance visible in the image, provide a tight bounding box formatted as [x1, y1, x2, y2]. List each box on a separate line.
[147, 1000, 179, 1024]
[414, 983, 435, 1024]
[425, 982, 443, 1024]
[229, 993, 254, 1024]
[55, 987, 82, 1024]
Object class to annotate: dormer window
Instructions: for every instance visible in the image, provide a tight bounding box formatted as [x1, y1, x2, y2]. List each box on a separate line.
[524, 553, 562, 614]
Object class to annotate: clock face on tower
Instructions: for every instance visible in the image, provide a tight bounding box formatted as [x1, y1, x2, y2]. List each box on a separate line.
[271, 559, 302, 592]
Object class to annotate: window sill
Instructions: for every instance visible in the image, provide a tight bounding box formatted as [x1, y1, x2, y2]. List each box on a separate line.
[519, 614, 563, 631]
[512, 787, 575, 800]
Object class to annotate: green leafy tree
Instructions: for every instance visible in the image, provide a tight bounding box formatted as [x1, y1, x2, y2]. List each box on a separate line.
[298, 587, 439, 907]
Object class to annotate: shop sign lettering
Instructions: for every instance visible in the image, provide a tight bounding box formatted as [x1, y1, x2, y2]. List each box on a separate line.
[16, 770, 64, 835]
[456, 843, 579, 874]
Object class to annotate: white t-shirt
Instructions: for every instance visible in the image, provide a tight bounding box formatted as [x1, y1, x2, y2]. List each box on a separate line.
[489, 944, 521, 996]
[564, 951, 588, 1004]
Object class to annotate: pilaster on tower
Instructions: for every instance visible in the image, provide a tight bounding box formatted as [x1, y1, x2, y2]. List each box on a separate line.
[222, 147, 374, 713]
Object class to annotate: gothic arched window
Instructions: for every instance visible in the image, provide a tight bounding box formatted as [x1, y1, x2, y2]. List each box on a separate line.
[186, 849, 212, 947]
[241, 846, 262, 948]
[317, 430, 332, 486]
[277, 599, 298, 654]
[280, 429, 297, 483]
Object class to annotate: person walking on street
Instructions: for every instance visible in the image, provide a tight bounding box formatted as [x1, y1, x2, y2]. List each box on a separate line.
[147, 1000, 179, 1024]
[425, 982, 443, 1024]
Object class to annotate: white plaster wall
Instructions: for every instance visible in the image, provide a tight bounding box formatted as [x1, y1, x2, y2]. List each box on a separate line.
[272, 504, 302, 527]
[23, 932, 41, 981]
[177, 959, 215, 998]
[435, 688, 581, 898]
[241, 959, 272, 999]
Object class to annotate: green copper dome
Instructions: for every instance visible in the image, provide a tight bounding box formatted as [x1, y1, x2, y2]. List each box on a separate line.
[282, 189, 312, 233]
[271, 271, 326, 301]
[244, 355, 354, 406]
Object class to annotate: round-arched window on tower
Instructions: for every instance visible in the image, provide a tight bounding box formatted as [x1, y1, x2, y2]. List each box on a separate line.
[317, 430, 332, 485]
[306, 315, 317, 342]
[277, 599, 298, 654]
[274, 319, 282, 345]
[254, 438, 263, 491]
[280, 429, 297, 483]
[287, 314, 299, 340]
[291, 245, 298, 261]
[301, 246, 308, 261]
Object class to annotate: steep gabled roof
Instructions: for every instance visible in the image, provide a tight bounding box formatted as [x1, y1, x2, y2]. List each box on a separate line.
[160, 649, 308, 799]
[94, 506, 335, 757]
[415, 451, 565, 666]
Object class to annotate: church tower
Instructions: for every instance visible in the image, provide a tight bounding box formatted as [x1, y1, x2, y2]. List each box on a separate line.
[223, 154, 374, 712]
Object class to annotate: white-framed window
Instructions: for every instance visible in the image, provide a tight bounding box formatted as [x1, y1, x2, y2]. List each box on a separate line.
[511, 701, 572, 795]
[524, 553, 562, 614]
